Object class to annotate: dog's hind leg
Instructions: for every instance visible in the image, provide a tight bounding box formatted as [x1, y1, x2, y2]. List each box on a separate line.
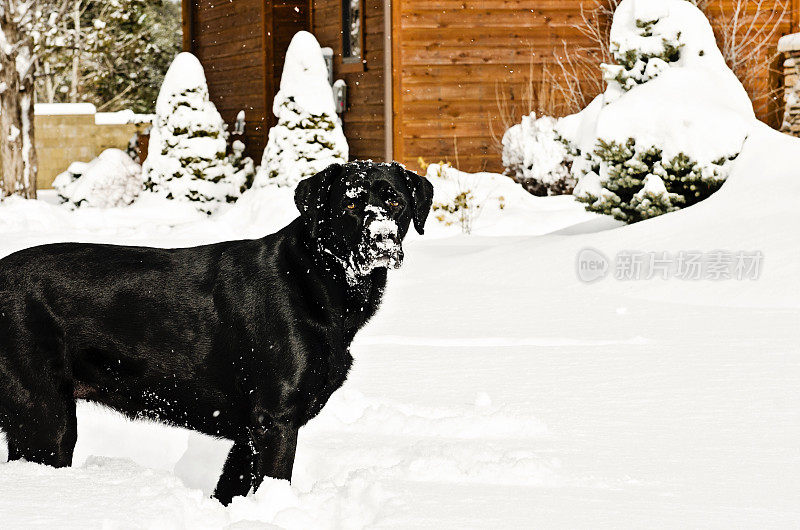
[0, 303, 77, 467]
[2, 389, 77, 467]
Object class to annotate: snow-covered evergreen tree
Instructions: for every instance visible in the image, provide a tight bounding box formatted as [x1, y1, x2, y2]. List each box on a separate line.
[600, 3, 683, 99]
[254, 31, 347, 188]
[230, 139, 256, 190]
[142, 52, 254, 214]
[556, 0, 754, 223]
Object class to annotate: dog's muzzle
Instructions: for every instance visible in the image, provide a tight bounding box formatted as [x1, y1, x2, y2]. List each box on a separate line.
[370, 233, 404, 269]
[365, 214, 403, 269]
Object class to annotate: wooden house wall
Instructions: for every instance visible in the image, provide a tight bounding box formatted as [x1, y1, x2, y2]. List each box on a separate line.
[392, 0, 799, 173]
[392, 0, 599, 173]
[183, 0, 267, 160]
[313, 0, 387, 162]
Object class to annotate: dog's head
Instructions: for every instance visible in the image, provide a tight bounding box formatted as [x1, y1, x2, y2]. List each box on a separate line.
[295, 161, 434, 281]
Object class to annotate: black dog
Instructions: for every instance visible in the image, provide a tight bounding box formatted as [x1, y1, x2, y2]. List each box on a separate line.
[0, 161, 433, 505]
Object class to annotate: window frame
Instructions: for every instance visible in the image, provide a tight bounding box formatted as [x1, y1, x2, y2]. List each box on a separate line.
[340, 0, 365, 72]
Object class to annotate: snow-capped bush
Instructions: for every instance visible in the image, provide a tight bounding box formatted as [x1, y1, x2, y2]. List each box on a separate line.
[142, 53, 254, 214]
[425, 162, 508, 235]
[254, 31, 348, 188]
[501, 113, 575, 196]
[53, 149, 142, 209]
[557, 0, 754, 223]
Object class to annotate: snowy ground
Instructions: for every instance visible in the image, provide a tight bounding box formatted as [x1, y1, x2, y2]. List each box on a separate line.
[0, 124, 798, 528]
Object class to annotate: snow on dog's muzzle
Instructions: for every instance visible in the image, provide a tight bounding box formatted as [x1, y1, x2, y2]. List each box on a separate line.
[365, 210, 403, 269]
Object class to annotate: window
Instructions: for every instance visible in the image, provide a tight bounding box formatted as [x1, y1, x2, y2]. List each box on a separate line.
[342, 0, 363, 64]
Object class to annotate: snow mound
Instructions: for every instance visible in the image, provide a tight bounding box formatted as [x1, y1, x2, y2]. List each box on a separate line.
[579, 67, 752, 165]
[560, 0, 753, 162]
[52, 149, 142, 209]
[213, 184, 300, 239]
[0, 458, 227, 528]
[227, 474, 395, 529]
[311, 388, 549, 440]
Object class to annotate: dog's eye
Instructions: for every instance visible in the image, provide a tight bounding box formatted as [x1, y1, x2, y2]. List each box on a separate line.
[387, 200, 399, 207]
[345, 203, 356, 210]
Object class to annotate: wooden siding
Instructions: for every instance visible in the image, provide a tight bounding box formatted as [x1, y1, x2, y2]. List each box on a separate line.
[392, 0, 798, 173]
[183, 0, 310, 161]
[392, 0, 597, 172]
[184, 0, 798, 172]
[314, 0, 387, 161]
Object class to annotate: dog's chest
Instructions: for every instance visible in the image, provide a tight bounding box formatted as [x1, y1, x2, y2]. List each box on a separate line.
[296, 343, 353, 424]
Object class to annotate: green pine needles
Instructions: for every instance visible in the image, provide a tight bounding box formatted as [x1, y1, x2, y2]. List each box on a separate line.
[575, 139, 734, 223]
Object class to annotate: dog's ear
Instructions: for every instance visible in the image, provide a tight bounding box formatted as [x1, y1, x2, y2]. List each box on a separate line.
[398, 166, 434, 235]
[295, 163, 343, 222]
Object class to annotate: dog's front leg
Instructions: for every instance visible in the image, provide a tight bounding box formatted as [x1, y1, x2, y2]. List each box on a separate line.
[212, 415, 298, 505]
[250, 412, 299, 491]
[213, 435, 257, 505]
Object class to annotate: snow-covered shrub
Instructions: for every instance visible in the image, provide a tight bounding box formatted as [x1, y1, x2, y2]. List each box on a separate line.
[53, 149, 142, 209]
[426, 162, 491, 234]
[557, 0, 754, 223]
[501, 113, 575, 196]
[254, 31, 348, 188]
[142, 53, 254, 214]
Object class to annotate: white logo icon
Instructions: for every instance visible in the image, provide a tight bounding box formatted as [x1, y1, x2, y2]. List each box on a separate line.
[576, 247, 609, 283]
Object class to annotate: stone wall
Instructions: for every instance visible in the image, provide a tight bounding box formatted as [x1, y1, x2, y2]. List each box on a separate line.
[779, 34, 800, 136]
[30, 104, 151, 189]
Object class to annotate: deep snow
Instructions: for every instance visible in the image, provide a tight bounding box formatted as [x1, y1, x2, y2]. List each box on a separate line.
[0, 124, 798, 527]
